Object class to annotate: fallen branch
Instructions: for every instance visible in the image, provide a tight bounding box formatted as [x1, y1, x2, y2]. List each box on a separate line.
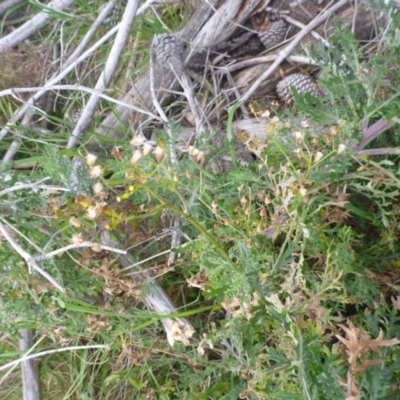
[0, 344, 110, 373]
[0, 219, 65, 292]
[0, 0, 24, 17]
[19, 329, 41, 400]
[0, 0, 76, 52]
[67, 0, 141, 149]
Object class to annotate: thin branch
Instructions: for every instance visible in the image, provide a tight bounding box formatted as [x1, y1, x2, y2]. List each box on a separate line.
[178, 74, 206, 135]
[355, 147, 400, 156]
[123, 249, 171, 271]
[149, 39, 178, 164]
[0, 84, 161, 121]
[239, 0, 349, 102]
[0, 0, 178, 143]
[0, 179, 69, 197]
[34, 241, 127, 261]
[1, 217, 46, 254]
[0, 220, 65, 292]
[0, 27, 119, 141]
[167, 216, 183, 265]
[0, 344, 110, 373]
[62, 1, 118, 71]
[220, 55, 318, 74]
[0, 0, 76, 52]
[100, 230, 195, 346]
[283, 15, 331, 47]
[0, 0, 25, 17]
[67, 0, 141, 148]
[19, 329, 41, 400]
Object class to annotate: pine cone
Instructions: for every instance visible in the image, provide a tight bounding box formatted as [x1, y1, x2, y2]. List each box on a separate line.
[258, 19, 288, 49]
[276, 73, 321, 102]
[151, 34, 184, 75]
[66, 106, 83, 124]
[103, 0, 127, 27]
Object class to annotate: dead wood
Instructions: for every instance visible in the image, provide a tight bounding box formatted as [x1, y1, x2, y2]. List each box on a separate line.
[19, 329, 41, 400]
[97, 0, 379, 145]
[234, 2, 377, 97]
[98, 0, 268, 140]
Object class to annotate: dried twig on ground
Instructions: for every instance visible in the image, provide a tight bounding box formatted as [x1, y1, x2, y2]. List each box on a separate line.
[0, 0, 25, 17]
[0, 0, 76, 52]
[67, 0, 141, 149]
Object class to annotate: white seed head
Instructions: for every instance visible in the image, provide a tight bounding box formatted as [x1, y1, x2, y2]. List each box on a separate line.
[153, 146, 164, 163]
[314, 151, 323, 163]
[89, 165, 104, 178]
[130, 135, 146, 146]
[142, 142, 153, 156]
[338, 144, 346, 155]
[86, 153, 97, 167]
[131, 149, 143, 165]
[93, 182, 104, 195]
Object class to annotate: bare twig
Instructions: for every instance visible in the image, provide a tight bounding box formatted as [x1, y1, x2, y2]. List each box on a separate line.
[19, 329, 41, 400]
[0, 178, 69, 197]
[0, 0, 25, 17]
[0, 0, 179, 143]
[167, 215, 183, 265]
[67, 0, 141, 149]
[0, 84, 161, 120]
[239, 0, 349, 102]
[123, 249, 171, 271]
[283, 15, 331, 47]
[34, 241, 127, 261]
[0, 344, 110, 373]
[0, 0, 76, 52]
[355, 147, 400, 156]
[0, 220, 65, 292]
[220, 55, 318, 74]
[61, 1, 118, 71]
[0, 28, 119, 141]
[1, 217, 46, 254]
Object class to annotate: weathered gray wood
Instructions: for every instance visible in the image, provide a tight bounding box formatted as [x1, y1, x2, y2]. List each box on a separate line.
[234, 2, 376, 96]
[19, 329, 41, 400]
[98, 0, 378, 142]
[0, 0, 76, 52]
[0, 0, 25, 17]
[98, 0, 267, 139]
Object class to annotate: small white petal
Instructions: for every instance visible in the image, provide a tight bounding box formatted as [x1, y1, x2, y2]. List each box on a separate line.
[93, 182, 104, 195]
[314, 151, 323, 163]
[153, 146, 164, 162]
[86, 206, 98, 220]
[142, 142, 153, 156]
[131, 149, 142, 164]
[90, 165, 104, 178]
[338, 144, 346, 155]
[86, 153, 97, 166]
[130, 135, 146, 146]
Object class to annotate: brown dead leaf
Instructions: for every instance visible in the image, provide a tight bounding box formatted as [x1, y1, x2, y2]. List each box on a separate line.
[391, 296, 400, 311]
[85, 314, 112, 333]
[94, 258, 141, 298]
[336, 320, 400, 399]
[29, 277, 54, 294]
[187, 271, 208, 291]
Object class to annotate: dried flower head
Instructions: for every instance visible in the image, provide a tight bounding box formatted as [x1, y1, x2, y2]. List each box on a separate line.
[86, 153, 97, 167]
